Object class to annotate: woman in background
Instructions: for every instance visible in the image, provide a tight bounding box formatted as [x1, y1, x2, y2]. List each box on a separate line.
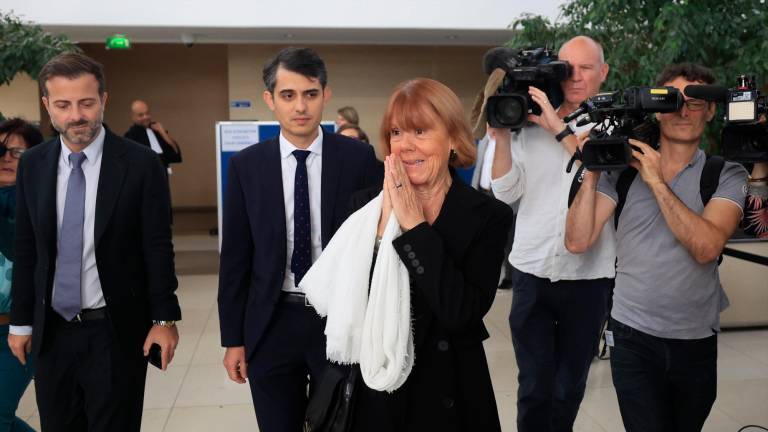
[336, 106, 360, 127]
[337, 123, 370, 144]
[0, 118, 43, 432]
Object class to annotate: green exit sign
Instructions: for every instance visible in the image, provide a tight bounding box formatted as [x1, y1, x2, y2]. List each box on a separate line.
[106, 34, 131, 50]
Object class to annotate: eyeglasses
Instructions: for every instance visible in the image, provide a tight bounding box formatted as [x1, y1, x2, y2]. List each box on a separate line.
[683, 99, 708, 111]
[0, 146, 26, 160]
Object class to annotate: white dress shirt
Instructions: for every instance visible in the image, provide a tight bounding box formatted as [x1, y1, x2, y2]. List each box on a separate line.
[10, 126, 107, 336]
[145, 128, 164, 154]
[491, 121, 616, 282]
[479, 135, 497, 191]
[280, 128, 323, 293]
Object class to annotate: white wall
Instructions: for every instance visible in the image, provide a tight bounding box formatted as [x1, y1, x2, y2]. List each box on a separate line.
[3, 0, 562, 29]
[0, 73, 40, 122]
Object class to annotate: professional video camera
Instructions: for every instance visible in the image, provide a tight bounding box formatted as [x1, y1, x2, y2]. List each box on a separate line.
[685, 75, 768, 162]
[483, 47, 572, 130]
[564, 86, 684, 171]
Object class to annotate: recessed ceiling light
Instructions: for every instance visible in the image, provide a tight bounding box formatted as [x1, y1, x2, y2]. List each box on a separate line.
[284, 33, 294, 39]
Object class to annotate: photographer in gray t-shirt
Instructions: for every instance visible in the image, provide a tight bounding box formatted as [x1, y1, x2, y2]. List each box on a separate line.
[565, 63, 748, 432]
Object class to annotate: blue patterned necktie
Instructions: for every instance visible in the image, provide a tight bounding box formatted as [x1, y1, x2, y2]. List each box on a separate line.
[291, 150, 311, 286]
[53, 152, 87, 321]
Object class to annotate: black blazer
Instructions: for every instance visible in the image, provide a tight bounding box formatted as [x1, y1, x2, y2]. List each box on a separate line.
[124, 124, 182, 168]
[10, 129, 181, 357]
[218, 133, 383, 360]
[350, 172, 514, 432]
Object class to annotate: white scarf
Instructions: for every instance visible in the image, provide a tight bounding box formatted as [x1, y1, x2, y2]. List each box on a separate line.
[300, 192, 414, 392]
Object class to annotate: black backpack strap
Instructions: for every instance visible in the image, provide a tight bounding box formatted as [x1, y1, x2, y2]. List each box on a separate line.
[567, 164, 587, 208]
[700, 155, 725, 206]
[614, 168, 638, 230]
[700, 154, 726, 265]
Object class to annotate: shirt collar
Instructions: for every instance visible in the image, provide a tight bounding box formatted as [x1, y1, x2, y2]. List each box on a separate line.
[688, 148, 705, 168]
[60, 125, 106, 167]
[279, 127, 323, 159]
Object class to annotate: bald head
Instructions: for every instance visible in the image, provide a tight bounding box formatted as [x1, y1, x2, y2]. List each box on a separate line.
[131, 100, 152, 127]
[558, 35, 610, 109]
[131, 100, 152, 128]
[559, 36, 605, 64]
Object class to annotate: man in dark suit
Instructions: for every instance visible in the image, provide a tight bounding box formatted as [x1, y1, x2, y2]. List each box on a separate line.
[124, 100, 182, 170]
[218, 47, 382, 432]
[7, 53, 181, 432]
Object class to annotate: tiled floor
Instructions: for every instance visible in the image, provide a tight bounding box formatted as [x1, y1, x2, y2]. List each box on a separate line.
[16, 234, 768, 431]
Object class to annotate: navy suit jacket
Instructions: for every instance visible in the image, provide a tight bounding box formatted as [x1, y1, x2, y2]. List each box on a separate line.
[217, 133, 382, 359]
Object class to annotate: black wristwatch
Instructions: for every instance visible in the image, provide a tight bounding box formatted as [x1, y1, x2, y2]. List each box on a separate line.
[555, 125, 574, 142]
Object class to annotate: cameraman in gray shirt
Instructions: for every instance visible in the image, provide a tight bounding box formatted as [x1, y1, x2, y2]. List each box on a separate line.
[565, 63, 748, 432]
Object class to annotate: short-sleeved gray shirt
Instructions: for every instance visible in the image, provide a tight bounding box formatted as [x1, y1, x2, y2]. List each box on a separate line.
[597, 149, 748, 339]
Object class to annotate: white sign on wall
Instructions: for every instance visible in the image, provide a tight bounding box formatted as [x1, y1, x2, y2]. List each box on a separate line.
[219, 122, 262, 152]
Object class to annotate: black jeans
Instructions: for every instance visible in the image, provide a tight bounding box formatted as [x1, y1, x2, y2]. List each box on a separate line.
[609, 318, 717, 432]
[509, 268, 612, 432]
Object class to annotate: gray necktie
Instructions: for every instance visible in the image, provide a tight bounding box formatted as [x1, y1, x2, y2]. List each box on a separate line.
[53, 152, 87, 321]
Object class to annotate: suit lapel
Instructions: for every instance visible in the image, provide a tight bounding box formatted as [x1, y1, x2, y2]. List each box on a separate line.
[95, 130, 127, 246]
[38, 140, 60, 258]
[320, 135, 340, 248]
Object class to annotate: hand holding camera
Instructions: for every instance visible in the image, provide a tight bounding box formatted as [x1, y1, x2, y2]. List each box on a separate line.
[527, 86, 567, 136]
[628, 139, 664, 186]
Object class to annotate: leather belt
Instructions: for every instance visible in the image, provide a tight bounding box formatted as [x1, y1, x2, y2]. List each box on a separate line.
[279, 292, 311, 307]
[60, 307, 108, 323]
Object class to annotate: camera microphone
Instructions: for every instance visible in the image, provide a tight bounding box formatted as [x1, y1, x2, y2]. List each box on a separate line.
[482, 47, 518, 75]
[684, 84, 728, 102]
[564, 100, 596, 123]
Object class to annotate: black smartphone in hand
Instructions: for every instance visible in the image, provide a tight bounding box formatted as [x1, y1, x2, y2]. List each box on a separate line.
[148, 343, 163, 369]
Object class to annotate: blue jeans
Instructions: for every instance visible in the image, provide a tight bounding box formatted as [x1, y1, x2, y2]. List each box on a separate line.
[609, 318, 717, 432]
[0, 324, 36, 432]
[509, 268, 612, 432]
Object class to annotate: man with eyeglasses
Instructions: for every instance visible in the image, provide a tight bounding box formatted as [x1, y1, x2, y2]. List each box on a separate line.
[565, 63, 748, 431]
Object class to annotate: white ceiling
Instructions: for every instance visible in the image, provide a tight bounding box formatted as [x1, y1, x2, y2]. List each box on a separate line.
[41, 25, 517, 46]
[3, 0, 564, 46]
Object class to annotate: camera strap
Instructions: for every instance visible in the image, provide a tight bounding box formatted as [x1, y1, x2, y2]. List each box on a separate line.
[567, 163, 586, 207]
[566, 148, 587, 208]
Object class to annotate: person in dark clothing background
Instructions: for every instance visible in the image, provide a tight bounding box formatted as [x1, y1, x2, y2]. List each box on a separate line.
[124, 100, 182, 170]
